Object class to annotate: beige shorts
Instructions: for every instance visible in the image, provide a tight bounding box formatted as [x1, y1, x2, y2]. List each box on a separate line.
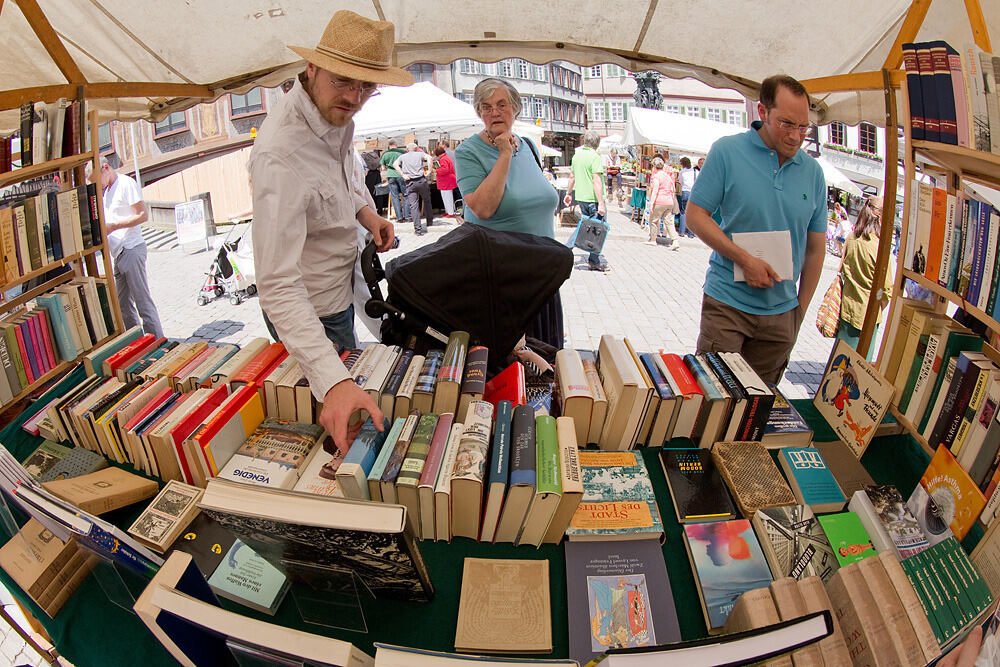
[695, 294, 803, 384]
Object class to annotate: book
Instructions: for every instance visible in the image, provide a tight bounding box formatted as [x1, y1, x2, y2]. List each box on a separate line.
[918, 444, 986, 540]
[336, 417, 392, 501]
[42, 466, 158, 515]
[22, 440, 72, 479]
[450, 401, 494, 541]
[482, 360, 526, 409]
[412, 350, 443, 415]
[218, 417, 322, 489]
[564, 539, 680, 665]
[658, 448, 736, 523]
[797, 575, 854, 666]
[417, 413, 455, 540]
[433, 422, 465, 543]
[433, 332, 469, 416]
[517, 415, 562, 547]
[292, 439, 347, 497]
[856, 555, 930, 667]
[849, 485, 930, 560]
[207, 539, 290, 615]
[579, 351, 608, 445]
[392, 353, 425, 421]
[683, 519, 773, 633]
[169, 511, 236, 580]
[555, 348, 593, 445]
[761, 384, 813, 447]
[752, 505, 838, 583]
[596, 335, 647, 450]
[777, 447, 847, 513]
[710, 440, 796, 517]
[878, 551, 942, 664]
[454, 558, 551, 654]
[719, 352, 773, 442]
[768, 577, 824, 666]
[813, 439, 876, 499]
[199, 478, 434, 601]
[457, 345, 488, 421]
[659, 352, 705, 441]
[640, 353, 678, 447]
[817, 512, 876, 567]
[493, 403, 536, 543]
[379, 411, 421, 503]
[123, 480, 203, 553]
[686, 354, 731, 447]
[566, 450, 663, 542]
[379, 349, 414, 419]
[542, 416, 584, 544]
[826, 561, 901, 666]
[395, 412, 441, 535]
[479, 400, 512, 543]
[721, 587, 791, 667]
[813, 339, 893, 457]
[367, 417, 407, 502]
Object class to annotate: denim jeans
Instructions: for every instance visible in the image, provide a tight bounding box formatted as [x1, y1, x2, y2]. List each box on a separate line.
[577, 201, 605, 266]
[677, 191, 691, 236]
[387, 177, 409, 222]
[263, 304, 357, 352]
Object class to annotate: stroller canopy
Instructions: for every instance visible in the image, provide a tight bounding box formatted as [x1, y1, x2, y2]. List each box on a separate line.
[383, 224, 573, 367]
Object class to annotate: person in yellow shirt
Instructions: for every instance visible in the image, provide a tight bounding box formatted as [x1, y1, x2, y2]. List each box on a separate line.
[837, 196, 892, 360]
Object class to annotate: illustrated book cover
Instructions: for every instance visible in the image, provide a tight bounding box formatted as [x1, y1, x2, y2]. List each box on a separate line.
[762, 384, 813, 447]
[777, 446, 847, 513]
[916, 444, 986, 540]
[817, 512, 876, 567]
[751, 504, 838, 583]
[565, 450, 664, 542]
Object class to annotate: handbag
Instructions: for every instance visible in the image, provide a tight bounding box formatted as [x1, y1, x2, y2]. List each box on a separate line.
[815, 277, 842, 338]
[573, 215, 610, 254]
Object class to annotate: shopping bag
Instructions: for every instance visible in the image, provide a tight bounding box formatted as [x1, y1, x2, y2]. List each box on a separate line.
[815, 278, 842, 338]
[573, 216, 610, 254]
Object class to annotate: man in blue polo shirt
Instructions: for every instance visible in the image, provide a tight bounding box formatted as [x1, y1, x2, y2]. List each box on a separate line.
[687, 75, 827, 384]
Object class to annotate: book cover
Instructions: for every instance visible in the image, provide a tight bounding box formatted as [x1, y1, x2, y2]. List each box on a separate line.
[493, 403, 536, 544]
[169, 511, 236, 580]
[850, 485, 930, 559]
[416, 413, 455, 541]
[38, 446, 108, 482]
[395, 412, 439, 535]
[450, 401, 494, 540]
[458, 345, 488, 420]
[777, 447, 847, 513]
[817, 512, 876, 567]
[659, 448, 735, 523]
[412, 349, 443, 414]
[752, 505, 838, 583]
[683, 519, 773, 633]
[813, 339, 893, 457]
[480, 400, 512, 543]
[336, 417, 392, 501]
[918, 444, 986, 540]
[482, 360, 526, 408]
[906, 482, 956, 548]
[516, 415, 562, 547]
[564, 539, 681, 665]
[207, 539, 290, 615]
[125, 479, 204, 552]
[710, 440, 796, 517]
[22, 440, 72, 480]
[762, 384, 813, 447]
[579, 350, 608, 446]
[566, 450, 663, 542]
[542, 416, 584, 545]
[292, 440, 346, 498]
[454, 558, 551, 654]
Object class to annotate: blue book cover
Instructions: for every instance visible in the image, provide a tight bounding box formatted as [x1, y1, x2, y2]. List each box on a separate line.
[508, 403, 536, 487]
[778, 447, 847, 512]
[207, 539, 289, 615]
[344, 416, 392, 471]
[639, 353, 672, 400]
[683, 519, 773, 631]
[968, 198, 990, 305]
[902, 43, 925, 140]
[965, 198, 982, 300]
[487, 400, 513, 488]
[365, 417, 407, 499]
[35, 294, 75, 362]
[565, 450, 663, 541]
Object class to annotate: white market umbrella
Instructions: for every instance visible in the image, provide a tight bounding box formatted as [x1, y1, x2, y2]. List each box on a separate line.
[538, 144, 562, 158]
[815, 155, 864, 196]
[623, 107, 744, 155]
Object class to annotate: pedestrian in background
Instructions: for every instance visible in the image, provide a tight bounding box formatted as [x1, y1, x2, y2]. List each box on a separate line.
[837, 196, 891, 360]
[433, 144, 458, 218]
[380, 139, 408, 222]
[394, 142, 433, 235]
[565, 130, 608, 272]
[677, 156, 697, 237]
[645, 157, 680, 249]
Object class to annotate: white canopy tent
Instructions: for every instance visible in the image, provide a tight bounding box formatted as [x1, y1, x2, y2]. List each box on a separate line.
[0, 0, 993, 132]
[815, 156, 865, 197]
[623, 107, 744, 156]
[352, 82, 482, 141]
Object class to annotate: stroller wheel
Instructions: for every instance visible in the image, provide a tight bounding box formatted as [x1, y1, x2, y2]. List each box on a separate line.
[246, 284, 257, 296]
[197, 296, 209, 306]
[229, 295, 241, 305]
[214, 286, 224, 297]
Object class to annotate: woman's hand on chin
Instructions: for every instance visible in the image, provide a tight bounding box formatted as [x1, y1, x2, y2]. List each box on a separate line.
[490, 130, 516, 157]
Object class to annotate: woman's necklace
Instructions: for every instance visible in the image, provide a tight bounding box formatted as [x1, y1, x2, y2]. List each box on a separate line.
[485, 131, 519, 156]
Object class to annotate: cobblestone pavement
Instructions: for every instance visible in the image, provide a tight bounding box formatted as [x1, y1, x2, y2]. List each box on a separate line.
[145, 201, 882, 400]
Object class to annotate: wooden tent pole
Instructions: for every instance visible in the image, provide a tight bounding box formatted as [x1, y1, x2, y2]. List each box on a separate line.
[857, 69, 899, 358]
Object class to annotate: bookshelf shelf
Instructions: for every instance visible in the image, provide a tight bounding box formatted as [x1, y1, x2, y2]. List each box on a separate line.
[899, 268, 1000, 335]
[0, 244, 104, 295]
[0, 154, 92, 189]
[911, 141, 1000, 186]
[2, 330, 120, 408]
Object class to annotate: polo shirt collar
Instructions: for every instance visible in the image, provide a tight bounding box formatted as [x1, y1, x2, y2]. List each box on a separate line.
[749, 120, 803, 165]
[290, 78, 354, 147]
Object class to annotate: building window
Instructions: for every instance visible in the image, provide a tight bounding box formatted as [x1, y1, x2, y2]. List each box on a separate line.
[519, 97, 530, 119]
[461, 92, 474, 105]
[460, 59, 476, 74]
[830, 121, 847, 146]
[477, 62, 494, 76]
[590, 102, 605, 122]
[706, 108, 722, 123]
[726, 111, 745, 126]
[531, 65, 546, 81]
[230, 88, 264, 117]
[529, 98, 543, 119]
[860, 122, 878, 153]
[610, 102, 626, 122]
[588, 65, 602, 78]
[154, 111, 187, 136]
[498, 60, 513, 78]
[406, 63, 435, 83]
[665, 104, 681, 114]
[686, 107, 701, 117]
[98, 122, 113, 154]
[515, 59, 529, 79]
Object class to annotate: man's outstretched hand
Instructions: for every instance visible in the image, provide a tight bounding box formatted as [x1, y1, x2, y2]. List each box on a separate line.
[319, 378, 386, 454]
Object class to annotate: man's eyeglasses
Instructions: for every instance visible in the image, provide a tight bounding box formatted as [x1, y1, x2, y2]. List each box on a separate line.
[775, 118, 811, 134]
[329, 75, 378, 96]
[479, 101, 511, 115]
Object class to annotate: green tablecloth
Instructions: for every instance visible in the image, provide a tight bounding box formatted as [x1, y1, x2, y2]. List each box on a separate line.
[0, 382, 978, 666]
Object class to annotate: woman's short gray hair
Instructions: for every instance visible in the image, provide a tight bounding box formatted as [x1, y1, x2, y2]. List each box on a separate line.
[651, 157, 665, 169]
[582, 130, 601, 149]
[473, 78, 522, 117]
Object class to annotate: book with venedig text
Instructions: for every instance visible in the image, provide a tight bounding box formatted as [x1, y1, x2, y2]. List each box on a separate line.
[813, 339, 893, 457]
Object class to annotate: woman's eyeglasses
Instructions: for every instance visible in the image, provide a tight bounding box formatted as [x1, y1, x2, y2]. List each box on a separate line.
[479, 101, 511, 115]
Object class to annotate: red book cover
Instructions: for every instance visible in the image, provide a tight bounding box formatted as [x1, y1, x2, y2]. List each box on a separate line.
[34, 309, 58, 369]
[482, 361, 526, 407]
[230, 343, 286, 386]
[104, 333, 157, 374]
[122, 386, 173, 433]
[659, 352, 703, 398]
[12, 321, 34, 384]
[170, 383, 231, 484]
[924, 187, 948, 282]
[192, 382, 260, 448]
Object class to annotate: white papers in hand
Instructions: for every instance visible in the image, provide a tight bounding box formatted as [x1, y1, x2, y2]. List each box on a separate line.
[731, 230, 793, 282]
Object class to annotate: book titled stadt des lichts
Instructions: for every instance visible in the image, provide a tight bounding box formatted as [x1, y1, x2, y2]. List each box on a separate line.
[565, 451, 664, 542]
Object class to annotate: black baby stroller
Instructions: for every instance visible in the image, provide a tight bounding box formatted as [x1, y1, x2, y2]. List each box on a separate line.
[362, 224, 573, 371]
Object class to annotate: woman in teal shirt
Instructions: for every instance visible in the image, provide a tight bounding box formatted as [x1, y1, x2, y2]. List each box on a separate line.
[455, 78, 562, 348]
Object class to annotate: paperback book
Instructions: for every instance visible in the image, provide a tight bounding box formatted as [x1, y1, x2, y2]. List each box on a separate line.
[565, 450, 664, 542]
[752, 505, 838, 583]
[658, 448, 736, 523]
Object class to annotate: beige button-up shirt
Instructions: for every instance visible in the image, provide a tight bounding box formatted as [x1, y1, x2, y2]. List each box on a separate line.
[249, 79, 366, 401]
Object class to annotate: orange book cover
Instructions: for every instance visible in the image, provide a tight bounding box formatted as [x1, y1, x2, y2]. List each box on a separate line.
[196, 387, 265, 475]
[924, 187, 948, 282]
[920, 444, 986, 539]
[230, 343, 286, 386]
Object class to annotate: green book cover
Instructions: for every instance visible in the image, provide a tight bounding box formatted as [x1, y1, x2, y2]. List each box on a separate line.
[953, 543, 993, 608]
[817, 512, 876, 566]
[2, 323, 27, 388]
[22, 440, 72, 479]
[918, 331, 983, 432]
[535, 415, 560, 495]
[396, 413, 438, 489]
[903, 558, 945, 644]
[914, 550, 959, 638]
[207, 539, 289, 615]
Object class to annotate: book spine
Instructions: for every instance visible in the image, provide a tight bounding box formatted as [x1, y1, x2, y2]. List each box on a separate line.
[917, 42, 940, 142]
[396, 413, 438, 487]
[459, 345, 488, 396]
[947, 45, 970, 148]
[926, 187, 947, 282]
[437, 331, 469, 384]
[75, 186, 93, 249]
[508, 404, 537, 486]
[534, 415, 560, 495]
[928, 355, 971, 447]
[931, 41, 959, 145]
[19, 102, 32, 167]
[86, 183, 100, 247]
[902, 43, 925, 140]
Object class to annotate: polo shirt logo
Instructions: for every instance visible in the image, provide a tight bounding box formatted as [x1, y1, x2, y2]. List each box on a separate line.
[802, 193, 808, 200]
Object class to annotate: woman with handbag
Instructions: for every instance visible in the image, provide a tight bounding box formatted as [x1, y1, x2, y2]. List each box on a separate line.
[644, 157, 680, 249]
[455, 78, 563, 349]
[836, 197, 892, 360]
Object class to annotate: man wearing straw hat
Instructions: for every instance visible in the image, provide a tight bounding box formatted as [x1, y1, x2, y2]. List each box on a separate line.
[249, 10, 413, 453]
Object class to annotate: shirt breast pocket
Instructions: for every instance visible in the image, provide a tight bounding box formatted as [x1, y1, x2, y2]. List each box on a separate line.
[312, 183, 352, 233]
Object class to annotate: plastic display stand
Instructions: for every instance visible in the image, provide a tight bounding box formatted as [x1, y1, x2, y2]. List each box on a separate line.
[226, 636, 310, 667]
[282, 559, 368, 633]
[91, 557, 148, 613]
[0, 490, 27, 548]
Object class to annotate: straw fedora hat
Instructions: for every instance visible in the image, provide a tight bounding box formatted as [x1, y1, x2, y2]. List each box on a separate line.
[288, 10, 414, 87]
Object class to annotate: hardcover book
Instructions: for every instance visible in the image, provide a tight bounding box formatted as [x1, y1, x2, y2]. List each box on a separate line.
[127, 480, 204, 552]
[168, 511, 236, 579]
[658, 448, 736, 523]
[292, 440, 346, 498]
[493, 404, 537, 545]
[565, 450, 664, 542]
[454, 558, 551, 654]
[42, 466, 158, 516]
[22, 440, 72, 479]
[564, 539, 681, 665]
[777, 447, 847, 513]
[450, 401, 494, 541]
[917, 444, 986, 540]
[762, 384, 813, 447]
[752, 505, 838, 583]
[813, 439, 876, 499]
[813, 339, 893, 457]
[710, 440, 796, 517]
[817, 512, 876, 567]
[683, 519, 773, 633]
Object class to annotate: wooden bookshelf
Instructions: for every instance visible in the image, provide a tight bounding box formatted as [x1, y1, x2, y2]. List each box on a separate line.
[911, 140, 1000, 187]
[888, 404, 932, 455]
[900, 268, 1000, 335]
[0, 153, 93, 189]
[0, 245, 104, 295]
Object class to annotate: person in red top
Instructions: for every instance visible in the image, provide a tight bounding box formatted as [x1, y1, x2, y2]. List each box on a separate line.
[434, 144, 458, 218]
